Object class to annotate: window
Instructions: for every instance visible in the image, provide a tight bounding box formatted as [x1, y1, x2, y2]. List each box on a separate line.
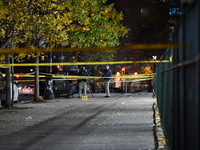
[141, 8, 149, 17]
[123, 8, 131, 17]
[169, 8, 182, 16]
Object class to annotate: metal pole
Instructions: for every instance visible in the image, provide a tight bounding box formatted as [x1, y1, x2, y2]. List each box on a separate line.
[49, 51, 52, 73]
[11, 53, 14, 105]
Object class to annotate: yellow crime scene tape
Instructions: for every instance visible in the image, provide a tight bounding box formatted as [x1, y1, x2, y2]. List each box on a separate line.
[0, 43, 183, 54]
[15, 78, 154, 83]
[39, 72, 155, 79]
[13, 73, 154, 79]
[12, 72, 154, 81]
[0, 59, 172, 68]
[0, 43, 176, 82]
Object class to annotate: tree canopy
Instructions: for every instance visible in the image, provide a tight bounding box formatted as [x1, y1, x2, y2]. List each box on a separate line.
[0, 0, 127, 105]
[0, 0, 127, 62]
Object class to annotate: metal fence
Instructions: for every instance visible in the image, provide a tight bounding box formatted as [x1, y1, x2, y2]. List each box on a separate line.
[156, 1, 200, 149]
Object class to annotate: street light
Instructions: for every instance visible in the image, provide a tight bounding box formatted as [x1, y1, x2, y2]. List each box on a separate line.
[152, 56, 157, 72]
[152, 56, 157, 60]
[152, 56, 157, 98]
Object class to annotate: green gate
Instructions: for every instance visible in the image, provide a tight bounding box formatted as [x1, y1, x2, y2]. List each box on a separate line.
[156, 1, 200, 149]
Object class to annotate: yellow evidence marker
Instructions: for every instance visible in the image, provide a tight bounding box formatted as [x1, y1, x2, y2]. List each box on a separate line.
[82, 96, 88, 101]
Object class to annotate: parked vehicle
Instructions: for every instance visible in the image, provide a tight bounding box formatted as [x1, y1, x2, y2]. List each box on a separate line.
[18, 80, 74, 99]
[0, 83, 19, 104]
[52, 71, 76, 98]
[20, 85, 34, 95]
[53, 79, 70, 98]
[0, 73, 19, 105]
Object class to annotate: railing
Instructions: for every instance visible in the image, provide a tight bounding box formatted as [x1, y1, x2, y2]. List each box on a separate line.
[156, 0, 200, 149]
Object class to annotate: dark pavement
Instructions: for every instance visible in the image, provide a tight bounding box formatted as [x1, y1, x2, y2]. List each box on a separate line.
[0, 93, 156, 150]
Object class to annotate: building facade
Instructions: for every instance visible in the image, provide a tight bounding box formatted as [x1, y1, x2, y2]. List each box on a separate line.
[115, 0, 170, 45]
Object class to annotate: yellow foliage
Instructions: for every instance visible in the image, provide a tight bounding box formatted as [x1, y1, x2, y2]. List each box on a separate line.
[0, 0, 127, 62]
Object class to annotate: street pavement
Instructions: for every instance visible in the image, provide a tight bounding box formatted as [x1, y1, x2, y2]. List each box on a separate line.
[0, 92, 156, 150]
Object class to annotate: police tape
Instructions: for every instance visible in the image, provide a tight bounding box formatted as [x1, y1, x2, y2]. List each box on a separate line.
[0, 59, 172, 67]
[15, 77, 154, 83]
[13, 73, 154, 79]
[15, 78, 75, 82]
[0, 43, 183, 54]
[128, 78, 154, 82]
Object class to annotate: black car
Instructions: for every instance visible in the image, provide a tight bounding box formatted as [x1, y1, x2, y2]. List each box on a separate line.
[52, 72, 75, 98]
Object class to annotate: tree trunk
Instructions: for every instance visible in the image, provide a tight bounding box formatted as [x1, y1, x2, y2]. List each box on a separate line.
[5, 54, 12, 108]
[34, 53, 40, 101]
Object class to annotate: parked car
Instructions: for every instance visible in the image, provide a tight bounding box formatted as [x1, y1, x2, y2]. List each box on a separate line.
[53, 79, 70, 98]
[18, 81, 46, 97]
[20, 85, 34, 95]
[53, 71, 75, 98]
[0, 73, 19, 105]
[0, 83, 19, 105]
[18, 80, 74, 98]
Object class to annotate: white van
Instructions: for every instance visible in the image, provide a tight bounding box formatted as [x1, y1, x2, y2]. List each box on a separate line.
[0, 76, 19, 105]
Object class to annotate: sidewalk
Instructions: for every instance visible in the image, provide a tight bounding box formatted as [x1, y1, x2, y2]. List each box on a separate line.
[0, 92, 156, 150]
